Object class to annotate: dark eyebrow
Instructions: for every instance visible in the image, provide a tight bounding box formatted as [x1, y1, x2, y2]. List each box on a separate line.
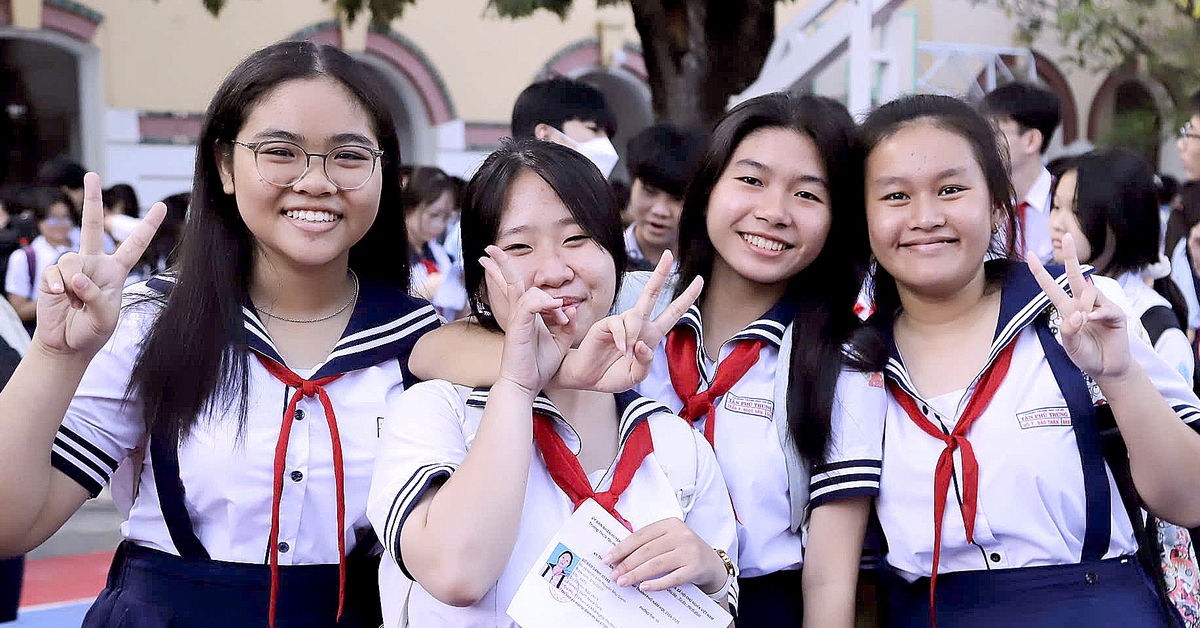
[734, 158, 769, 171]
[872, 167, 969, 187]
[496, 216, 581, 240]
[249, 129, 377, 148]
[252, 128, 303, 142]
[734, 159, 826, 188]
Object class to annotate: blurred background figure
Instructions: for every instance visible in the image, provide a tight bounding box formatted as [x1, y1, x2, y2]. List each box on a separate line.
[127, 191, 188, 285]
[402, 165, 466, 320]
[622, 123, 707, 271]
[511, 76, 619, 178]
[102, 183, 142, 244]
[5, 189, 76, 332]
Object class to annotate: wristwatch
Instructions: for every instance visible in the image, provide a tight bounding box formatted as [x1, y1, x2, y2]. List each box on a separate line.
[706, 548, 738, 601]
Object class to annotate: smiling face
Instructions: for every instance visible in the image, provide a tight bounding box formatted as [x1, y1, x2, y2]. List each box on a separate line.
[217, 76, 383, 273]
[1048, 168, 1092, 264]
[704, 127, 832, 293]
[485, 169, 617, 346]
[866, 121, 999, 300]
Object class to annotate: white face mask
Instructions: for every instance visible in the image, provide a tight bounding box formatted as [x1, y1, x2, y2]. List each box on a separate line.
[572, 135, 620, 178]
[548, 126, 620, 178]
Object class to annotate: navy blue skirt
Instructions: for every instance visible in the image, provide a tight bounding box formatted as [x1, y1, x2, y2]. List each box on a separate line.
[82, 542, 379, 628]
[736, 569, 803, 628]
[882, 557, 1176, 628]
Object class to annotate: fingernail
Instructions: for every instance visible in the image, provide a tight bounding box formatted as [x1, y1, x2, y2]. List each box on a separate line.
[608, 568, 618, 579]
[73, 275, 89, 290]
[49, 283, 62, 294]
[617, 576, 629, 587]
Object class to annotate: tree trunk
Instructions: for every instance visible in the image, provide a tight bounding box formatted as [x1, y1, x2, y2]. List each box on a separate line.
[629, 0, 776, 128]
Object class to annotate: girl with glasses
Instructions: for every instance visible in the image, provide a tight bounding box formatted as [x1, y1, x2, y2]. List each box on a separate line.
[5, 190, 75, 329]
[0, 40, 439, 628]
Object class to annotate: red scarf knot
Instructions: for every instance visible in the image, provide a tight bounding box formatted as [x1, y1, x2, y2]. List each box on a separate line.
[664, 326, 765, 451]
[255, 354, 348, 628]
[533, 411, 655, 532]
[886, 339, 1016, 628]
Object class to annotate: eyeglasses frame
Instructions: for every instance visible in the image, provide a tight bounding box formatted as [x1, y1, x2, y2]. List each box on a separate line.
[231, 139, 386, 191]
[1179, 122, 1200, 141]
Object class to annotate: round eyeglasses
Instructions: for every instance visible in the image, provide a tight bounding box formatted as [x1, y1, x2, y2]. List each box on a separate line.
[232, 140, 385, 191]
[1180, 123, 1200, 141]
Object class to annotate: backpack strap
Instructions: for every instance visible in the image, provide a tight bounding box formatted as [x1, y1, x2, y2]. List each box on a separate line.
[1141, 305, 1181, 347]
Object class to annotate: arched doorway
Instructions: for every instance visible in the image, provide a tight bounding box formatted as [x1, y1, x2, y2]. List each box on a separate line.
[1088, 64, 1176, 169]
[0, 23, 103, 186]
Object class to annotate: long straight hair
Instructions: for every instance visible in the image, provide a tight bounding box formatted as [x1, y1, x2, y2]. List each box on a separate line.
[674, 93, 869, 465]
[128, 40, 409, 445]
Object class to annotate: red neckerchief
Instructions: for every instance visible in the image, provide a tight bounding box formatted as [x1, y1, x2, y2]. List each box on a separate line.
[256, 354, 347, 628]
[665, 326, 765, 451]
[885, 339, 1016, 628]
[1015, 200, 1030, 257]
[532, 412, 654, 531]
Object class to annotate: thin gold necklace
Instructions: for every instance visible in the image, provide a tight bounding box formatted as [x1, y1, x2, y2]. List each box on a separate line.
[257, 271, 359, 324]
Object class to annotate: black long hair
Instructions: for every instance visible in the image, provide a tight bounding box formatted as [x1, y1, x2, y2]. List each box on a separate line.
[852, 94, 1019, 371]
[128, 40, 408, 445]
[674, 93, 869, 465]
[1059, 149, 1189, 328]
[461, 138, 627, 330]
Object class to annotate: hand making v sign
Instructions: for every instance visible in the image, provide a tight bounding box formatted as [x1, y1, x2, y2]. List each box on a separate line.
[35, 172, 166, 358]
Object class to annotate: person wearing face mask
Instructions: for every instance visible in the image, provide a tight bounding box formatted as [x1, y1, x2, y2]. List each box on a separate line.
[510, 77, 620, 179]
[6, 190, 76, 330]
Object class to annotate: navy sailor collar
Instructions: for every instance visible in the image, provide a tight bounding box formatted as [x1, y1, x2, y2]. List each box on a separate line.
[145, 275, 440, 380]
[674, 299, 793, 373]
[883, 260, 1093, 404]
[464, 387, 673, 456]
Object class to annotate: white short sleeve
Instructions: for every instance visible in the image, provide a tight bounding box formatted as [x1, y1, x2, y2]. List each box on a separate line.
[5, 247, 30, 300]
[52, 302, 156, 497]
[809, 367, 887, 509]
[1094, 275, 1200, 428]
[368, 380, 469, 579]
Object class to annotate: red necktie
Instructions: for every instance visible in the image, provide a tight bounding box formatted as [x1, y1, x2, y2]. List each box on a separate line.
[886, 339, 1016, 628]
[255, 354, 347, 628]
[420, 258, 439, 276]
[1014, 201, 1030, 257]
[665, 326, 765, 451]
[533, 412, 654, 531]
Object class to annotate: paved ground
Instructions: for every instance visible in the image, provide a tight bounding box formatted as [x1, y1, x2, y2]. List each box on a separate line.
[4, 491, 124, 628]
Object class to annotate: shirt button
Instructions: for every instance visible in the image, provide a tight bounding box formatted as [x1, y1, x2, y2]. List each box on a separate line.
[294, 408, 305, 421]
[989, 553, 1001, 563]
[291, 470, 303, 482]
[278, 542, 290, 554]
[1085, 571, 1098, 584]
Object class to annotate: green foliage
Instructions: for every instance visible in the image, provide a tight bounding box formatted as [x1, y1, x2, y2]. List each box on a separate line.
[978, 0, 1200, 94]
[1098, 107, 1162, 159]
[194, 0, 631, 25]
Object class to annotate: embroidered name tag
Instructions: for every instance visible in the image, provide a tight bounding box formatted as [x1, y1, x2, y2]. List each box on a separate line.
[723, 392, 774, 419]
[1016, 407, 1071, 429]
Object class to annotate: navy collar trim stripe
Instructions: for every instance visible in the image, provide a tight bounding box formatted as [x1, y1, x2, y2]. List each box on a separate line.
[673, 299, 793, 373]
[884, 261, 1092, 404]
[144, 275, 438, 378]
[465, 388, 672, 449]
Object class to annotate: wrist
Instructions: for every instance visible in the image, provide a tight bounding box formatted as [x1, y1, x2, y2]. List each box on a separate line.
[493, 375, 539, 401]
[1091, 361, 1143, 389]
[30, 337, 94, 365]
[701, 548, 737, 598]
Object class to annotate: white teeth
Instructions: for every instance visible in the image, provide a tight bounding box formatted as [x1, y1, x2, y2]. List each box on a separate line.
[742, 233, 785, 252]
[285, 210, 340, 223]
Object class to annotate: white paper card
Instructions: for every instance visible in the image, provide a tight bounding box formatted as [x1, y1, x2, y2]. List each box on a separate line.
[506, 499, 732, 628]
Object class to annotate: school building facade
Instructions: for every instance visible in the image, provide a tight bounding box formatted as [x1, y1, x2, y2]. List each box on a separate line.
[0, 0, 1188, 208]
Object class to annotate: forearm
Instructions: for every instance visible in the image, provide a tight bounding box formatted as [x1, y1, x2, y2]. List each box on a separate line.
[802, 498, 870, 628]
[403, 378, 535, 599]
[0, 341, 92, 550]
[410, 319, 502, 386]
[1097, 362, 1200, 525]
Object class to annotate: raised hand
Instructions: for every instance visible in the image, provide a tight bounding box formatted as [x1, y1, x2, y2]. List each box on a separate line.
[481, 245, 574, 396]
[556, 250, 703, 392]
[34, 173, 166, 358]
[1027, 232, 1130, 380]
[602, 517, 729, 595]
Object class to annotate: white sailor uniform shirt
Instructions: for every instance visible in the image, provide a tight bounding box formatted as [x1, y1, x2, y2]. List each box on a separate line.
[821, 263, 1200, 580]
[367, 383, 738, 628]
[50, 277, 440, 565]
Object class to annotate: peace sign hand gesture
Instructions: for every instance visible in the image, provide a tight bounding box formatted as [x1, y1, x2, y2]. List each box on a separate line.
[556, 251, 703, 392]
[1027, 233, 1131, 380]
[35, 173, 166, 358]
